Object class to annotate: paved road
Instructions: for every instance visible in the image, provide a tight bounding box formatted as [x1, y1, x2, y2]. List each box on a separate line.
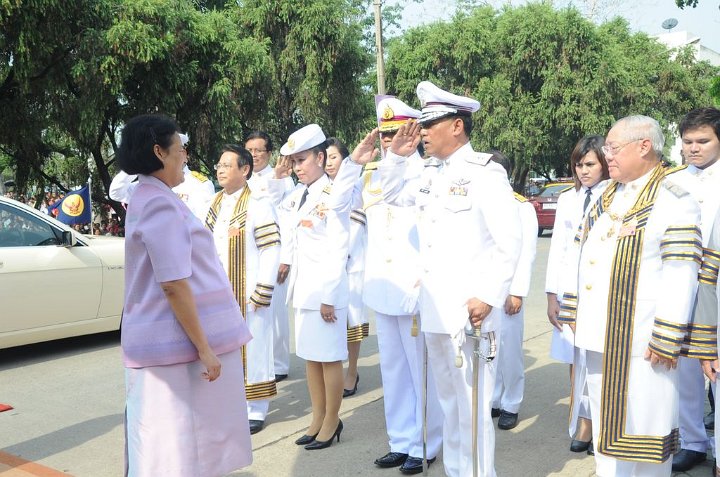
[0, 235, 714, 476]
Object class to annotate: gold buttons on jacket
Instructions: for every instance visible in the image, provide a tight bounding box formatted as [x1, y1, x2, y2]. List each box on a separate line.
[585, 284, 592, 290]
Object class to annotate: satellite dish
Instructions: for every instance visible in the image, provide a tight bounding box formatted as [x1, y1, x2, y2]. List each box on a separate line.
[662, 18, 679, 31]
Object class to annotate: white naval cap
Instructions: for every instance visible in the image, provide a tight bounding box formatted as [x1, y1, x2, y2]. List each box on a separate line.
[280, 124, 326, 156]
[416, 81, 480, 124]
[179, 133, 190, 146]
[376, 97, 421, 133]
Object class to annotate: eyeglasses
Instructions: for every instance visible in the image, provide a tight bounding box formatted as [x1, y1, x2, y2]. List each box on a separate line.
[247, 148, 268, 154]
[213, 163, 233, 170]
[601, 139, 642, 156]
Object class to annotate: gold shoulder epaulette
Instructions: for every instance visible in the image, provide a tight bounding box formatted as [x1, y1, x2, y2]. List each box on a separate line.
[190, 170, 209, 182]
[513, 192, 528, 203]
[664, 164, 688, 177]
[466, 152, 491, 166]
[662, 179, 690, 198]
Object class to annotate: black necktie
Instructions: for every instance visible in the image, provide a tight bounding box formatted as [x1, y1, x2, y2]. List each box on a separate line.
[583, 188, 592, 213]
[298, 188, 309, 210]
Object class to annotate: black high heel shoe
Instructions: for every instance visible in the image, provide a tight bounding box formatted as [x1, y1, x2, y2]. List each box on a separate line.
[343, 374, 359, 398]
[294, 432, 319, 446]
[304, 420, 343, 450]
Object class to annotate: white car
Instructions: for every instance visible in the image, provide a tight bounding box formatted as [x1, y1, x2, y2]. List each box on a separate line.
[0, 196, 124, 349]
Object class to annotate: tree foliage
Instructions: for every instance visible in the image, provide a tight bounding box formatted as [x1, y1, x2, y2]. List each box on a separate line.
[385, 3, 718, 190]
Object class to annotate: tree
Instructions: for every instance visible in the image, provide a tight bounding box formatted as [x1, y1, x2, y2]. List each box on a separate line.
[385, 3, 718, 190]
[675, 0, 700, 7]
[235, 0, 374, 146]
[0, 0, 271, 216]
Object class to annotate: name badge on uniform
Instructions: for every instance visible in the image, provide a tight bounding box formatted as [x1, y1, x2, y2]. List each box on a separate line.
[618, 217, 638, 238]
[449, 178, 470, 196]
[419, 179, 432, 194]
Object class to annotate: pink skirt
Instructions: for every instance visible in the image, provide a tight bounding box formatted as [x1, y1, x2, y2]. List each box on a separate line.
[124, 349, 252, 476]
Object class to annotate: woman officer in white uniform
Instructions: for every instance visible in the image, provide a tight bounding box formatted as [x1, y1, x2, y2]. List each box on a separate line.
[545, 135, 609, 453]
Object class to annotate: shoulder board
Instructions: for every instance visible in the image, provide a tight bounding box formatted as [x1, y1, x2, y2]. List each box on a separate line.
[465, 152, 491, 166]
[322, 184, 333, 195]
[662, 179, 690, 198]
[663, 164, 688, 177]
[363, 162, 379, 172]
[190, 170, 209, 182]
[513, 192, 528, 203]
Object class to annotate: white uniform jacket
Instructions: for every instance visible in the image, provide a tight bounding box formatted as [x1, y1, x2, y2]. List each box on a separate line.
[362, 153, 426, 315]
[561, 168, 701, 358]
[209, 189, 281, 306]
[510, 197, 538, 298]
[379, 143, 522, 336]
[248, 165, 296, 266]
[545, 183, 607, 296]
[268, 159, 362, 309]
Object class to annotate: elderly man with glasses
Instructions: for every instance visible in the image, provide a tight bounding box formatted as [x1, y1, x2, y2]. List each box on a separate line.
[560, 115, 702, 476]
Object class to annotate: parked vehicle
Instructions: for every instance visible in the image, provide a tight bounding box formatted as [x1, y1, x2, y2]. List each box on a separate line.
[528, 181, 574, 236]
[0, 196, 124, 349]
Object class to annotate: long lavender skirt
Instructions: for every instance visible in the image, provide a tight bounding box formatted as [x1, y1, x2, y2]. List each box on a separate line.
[124, 349, 252, 477]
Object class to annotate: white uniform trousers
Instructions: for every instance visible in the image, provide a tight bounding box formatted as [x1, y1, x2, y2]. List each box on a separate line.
[586, 351, 673, 477]
[272, 279, 290, 375]
[677, 356, 710, 453]
[247, 399, 269, 421]
[245, 305, 276, 421]
[568, 347, 592, 436]
[492, 309, 524, 414]
[376, 312, 442, 458]
[425, 332, 497, 477]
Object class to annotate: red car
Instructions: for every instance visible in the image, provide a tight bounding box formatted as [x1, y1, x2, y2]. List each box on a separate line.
[528, 181, 574, 236]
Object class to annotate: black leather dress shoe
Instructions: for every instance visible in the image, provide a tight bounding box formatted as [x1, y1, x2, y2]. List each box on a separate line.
[399, 456, 436, 475]
[491, 407, 501, 418]
[586, 441, 594, 456]
[249, 419, 264, 434]
[275, 374, 288, 382]
[671, 449, 707, 471]
[570, 439, 591, 452]
[374, 451, 408, 468]
[497, 410, 518, 430]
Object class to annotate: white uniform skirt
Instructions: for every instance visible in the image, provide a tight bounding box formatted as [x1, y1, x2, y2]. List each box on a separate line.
[550, 324, 575, 364]
[124, 349, 252, 477]
[295, 307, 349, 362]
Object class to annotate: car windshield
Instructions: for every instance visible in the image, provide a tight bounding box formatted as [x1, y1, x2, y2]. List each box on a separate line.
[539, 184, 572, 198]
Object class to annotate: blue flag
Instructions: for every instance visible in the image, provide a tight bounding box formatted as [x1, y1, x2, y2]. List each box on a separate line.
[48, 184, 91, 225]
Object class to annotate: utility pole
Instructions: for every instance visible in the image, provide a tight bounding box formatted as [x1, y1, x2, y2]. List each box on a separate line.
[373, 0, 386, 95]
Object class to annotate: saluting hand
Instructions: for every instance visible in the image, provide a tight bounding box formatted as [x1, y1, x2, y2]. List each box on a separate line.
[350, 128, 380, 165]
[389, 121, 422, 157]
[274, 155, 293, 179]
[467, 298, 492, 328]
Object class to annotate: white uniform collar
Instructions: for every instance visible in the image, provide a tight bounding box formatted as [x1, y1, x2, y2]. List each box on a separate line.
[687, 158, 720, 177]
[443, 142, 474, 166]
[254, 164, 272, 177]
[222, 186, 245, 202]
[619, 167, 655, 191]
